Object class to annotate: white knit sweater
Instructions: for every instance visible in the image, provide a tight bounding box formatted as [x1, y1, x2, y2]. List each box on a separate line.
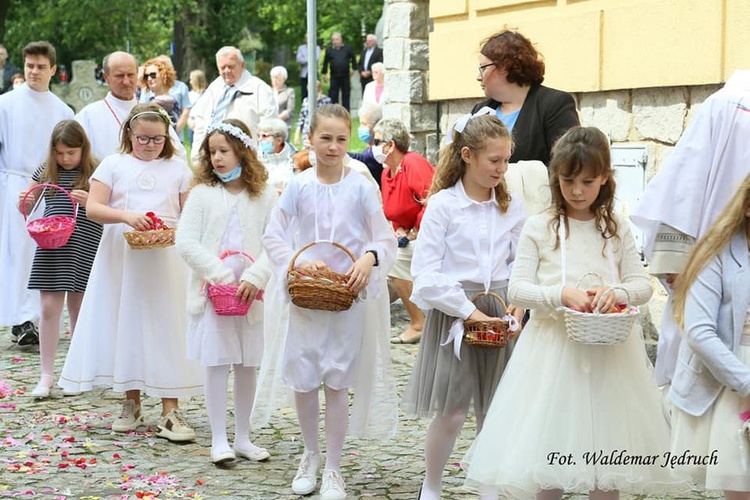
[176, 182, 278, 317]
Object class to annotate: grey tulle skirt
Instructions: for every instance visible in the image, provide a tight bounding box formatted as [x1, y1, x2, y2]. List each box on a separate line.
[403, 281, 515, 418]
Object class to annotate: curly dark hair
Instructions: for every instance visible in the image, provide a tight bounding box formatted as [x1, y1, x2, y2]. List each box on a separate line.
[480, 30, 545, 87]
[193, 118, 268, 198]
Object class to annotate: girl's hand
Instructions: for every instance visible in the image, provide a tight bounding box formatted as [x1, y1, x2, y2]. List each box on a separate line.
[297, 260, 329, 271]
[664, 273, 678, 291]
[562, 286, 592, 312]
[235, 280, 259, 303]
[467, 308, 497, 322]
[346, 253, 376, 293]
[70, 189, 89, 206]
[394, 227, 408, 238]
[124, 212, 152, 231]
[17, 190, 35, 213]
[507, 304, 525, 327]
[587, 286, 617, 313]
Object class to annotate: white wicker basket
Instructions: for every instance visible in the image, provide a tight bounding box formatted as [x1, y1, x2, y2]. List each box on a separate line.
[562, 285, 639, 345]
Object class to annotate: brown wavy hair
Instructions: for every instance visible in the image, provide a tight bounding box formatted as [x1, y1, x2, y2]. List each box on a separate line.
[118, 103, 175, 159]
[480, 30, 545, 87]
[194, 118, 268, 198]
[673, 174, 750, 328]
[431, 114, 512, 213]
[40, 120, 98, 191]
[140, 58, 175, 90]
[549, 126, 617, 251]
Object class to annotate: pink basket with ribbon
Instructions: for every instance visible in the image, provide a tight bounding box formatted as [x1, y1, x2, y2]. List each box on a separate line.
[206, 250, 265, 316]
[22, 183, 78, 249]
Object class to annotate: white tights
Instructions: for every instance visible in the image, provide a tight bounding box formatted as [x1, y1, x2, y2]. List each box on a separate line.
[294, 385, 349, 472]
[38, 291, 83, 388]
[204, 364, 262, 454]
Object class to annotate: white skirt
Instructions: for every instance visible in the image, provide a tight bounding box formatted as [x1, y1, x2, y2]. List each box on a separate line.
[463, 311, 690, 498]
[186, 305, 263, 367]
[671, 331, 750, 492]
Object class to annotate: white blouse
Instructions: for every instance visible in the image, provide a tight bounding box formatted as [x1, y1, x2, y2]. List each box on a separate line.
[410, 180, 526, 319]
[263, 167, 396, 294]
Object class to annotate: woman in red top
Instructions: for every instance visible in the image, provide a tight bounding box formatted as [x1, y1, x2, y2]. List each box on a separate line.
[373, 119, 436, 344]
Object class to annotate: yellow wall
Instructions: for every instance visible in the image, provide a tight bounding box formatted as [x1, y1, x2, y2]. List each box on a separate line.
[429, 0, 750, 100]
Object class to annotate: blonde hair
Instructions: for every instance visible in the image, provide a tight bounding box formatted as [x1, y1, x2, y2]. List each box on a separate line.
[40, 120, 98, 191]
[431, 114, 512, 213]
[673, 175, 750, 328]
[548, 126, 617, 250]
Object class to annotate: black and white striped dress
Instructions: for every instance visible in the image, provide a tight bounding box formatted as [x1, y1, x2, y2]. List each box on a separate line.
[27, 164, 103, 292]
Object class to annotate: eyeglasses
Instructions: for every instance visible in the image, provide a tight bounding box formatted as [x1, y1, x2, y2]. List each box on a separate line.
[133, 134, 167, 145]
[258, 132, 277, 140]
[478, 62, 495, 77]
[145, 72, 159, 80]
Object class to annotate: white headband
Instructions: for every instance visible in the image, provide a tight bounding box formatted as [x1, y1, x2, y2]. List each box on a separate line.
[129, 109, 171, 126]
[445, 106, 496, 145]
[207, 122, 257, 151]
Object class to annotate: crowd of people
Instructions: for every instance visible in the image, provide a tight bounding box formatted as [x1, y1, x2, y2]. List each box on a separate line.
[1, 27, 750, 500]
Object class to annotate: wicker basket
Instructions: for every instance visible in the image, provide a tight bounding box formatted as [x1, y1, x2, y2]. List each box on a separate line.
[123, 227, 175, 249]
[22, 183, 78, 249]
[463, 292, 513, 348]
[287, 241, 358, 312]
[563, 285, 639, 345]
[207, 250, 262, 316]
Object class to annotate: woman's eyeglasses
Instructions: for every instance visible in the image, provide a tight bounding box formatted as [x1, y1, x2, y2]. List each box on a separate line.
[478, 63, 495, 77]
[145, 72, 159, 80]
[133, 134, 167, 145]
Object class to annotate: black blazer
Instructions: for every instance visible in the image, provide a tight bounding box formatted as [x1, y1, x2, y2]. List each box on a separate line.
[472, 84, 579, 166]
[358, 47, 383, 85]
[1, 62, 20, 95]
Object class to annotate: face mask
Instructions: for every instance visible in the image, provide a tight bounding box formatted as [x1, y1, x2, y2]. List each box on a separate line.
[259, 139, 274, 155]
[371, 143, 387, 164]
[213, 165, 242, 183]
[357, 125, 373, 144]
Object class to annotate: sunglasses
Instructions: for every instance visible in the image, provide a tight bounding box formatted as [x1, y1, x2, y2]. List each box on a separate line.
[145, 72, 159, 80]
[372, 138, 388, 146]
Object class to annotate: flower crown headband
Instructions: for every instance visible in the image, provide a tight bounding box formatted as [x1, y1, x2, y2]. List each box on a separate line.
[206, 122, 257, 151]
[128, 109, 172, 127]
[445, 106, 495, 145]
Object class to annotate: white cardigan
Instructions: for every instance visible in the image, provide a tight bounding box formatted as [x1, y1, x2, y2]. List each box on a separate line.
[176, 182, 278, 318]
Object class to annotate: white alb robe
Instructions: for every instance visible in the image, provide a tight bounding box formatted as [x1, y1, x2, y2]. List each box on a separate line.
[631, 69, 750, 385]
[76, 92, 186, 161]
[0, 83, 73, 326]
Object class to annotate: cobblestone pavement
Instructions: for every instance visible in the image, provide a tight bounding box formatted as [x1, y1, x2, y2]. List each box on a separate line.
[0, 300, 718, 499]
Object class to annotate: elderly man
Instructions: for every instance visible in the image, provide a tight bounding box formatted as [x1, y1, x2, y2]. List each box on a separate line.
[0, 45, 21, 95]
[0, 41, 73, 345]
[76, 51, 185, 160]
[358, 34, 383, 93]
[322, 33, 356, 110]
[190, 46, 277, 164]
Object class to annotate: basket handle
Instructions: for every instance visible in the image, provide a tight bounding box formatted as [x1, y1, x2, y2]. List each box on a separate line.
[287, 240, 356, 274]
[468, 291, 509, 315]
[21, 183, 78, 222]
[593, 285, 631, 314]
[219, 249, 255, 263]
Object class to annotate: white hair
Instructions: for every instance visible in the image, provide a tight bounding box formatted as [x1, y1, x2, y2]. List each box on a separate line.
[371, 62, 385, 74]
[258, 117, 289, 141]
[215, 46, 244, 62]
[270, 66, 288, 80]
[358, 103, 382, 124]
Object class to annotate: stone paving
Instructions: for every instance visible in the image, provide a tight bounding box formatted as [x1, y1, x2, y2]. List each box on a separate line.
[0, 300, 719, 499]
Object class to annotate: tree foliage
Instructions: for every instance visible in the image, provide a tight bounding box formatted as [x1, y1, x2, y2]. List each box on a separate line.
[0, 0, 384, 82]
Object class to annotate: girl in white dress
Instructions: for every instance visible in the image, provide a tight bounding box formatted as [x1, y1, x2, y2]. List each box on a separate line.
[403, 112, 526, 500]
[669, 175, 750, 497]
[464, 127, 688, 498]
[262, 104, 396, 500]
[58, 103, 202, 443]
[176, 119, 277, 465]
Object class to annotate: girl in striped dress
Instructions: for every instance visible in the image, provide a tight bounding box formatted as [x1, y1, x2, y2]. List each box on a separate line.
[17, 120, 103, 399]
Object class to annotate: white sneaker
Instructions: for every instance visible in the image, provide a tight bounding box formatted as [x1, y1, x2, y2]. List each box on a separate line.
[321, 469, 347, 500]
[291, 450, 322, 495]
[112, 399, 143, 432]
[155, 409, 196, 442]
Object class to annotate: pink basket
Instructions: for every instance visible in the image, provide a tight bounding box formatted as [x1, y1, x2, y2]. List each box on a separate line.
[22, 183, 78, 249]
[206, 250, 265, 316]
